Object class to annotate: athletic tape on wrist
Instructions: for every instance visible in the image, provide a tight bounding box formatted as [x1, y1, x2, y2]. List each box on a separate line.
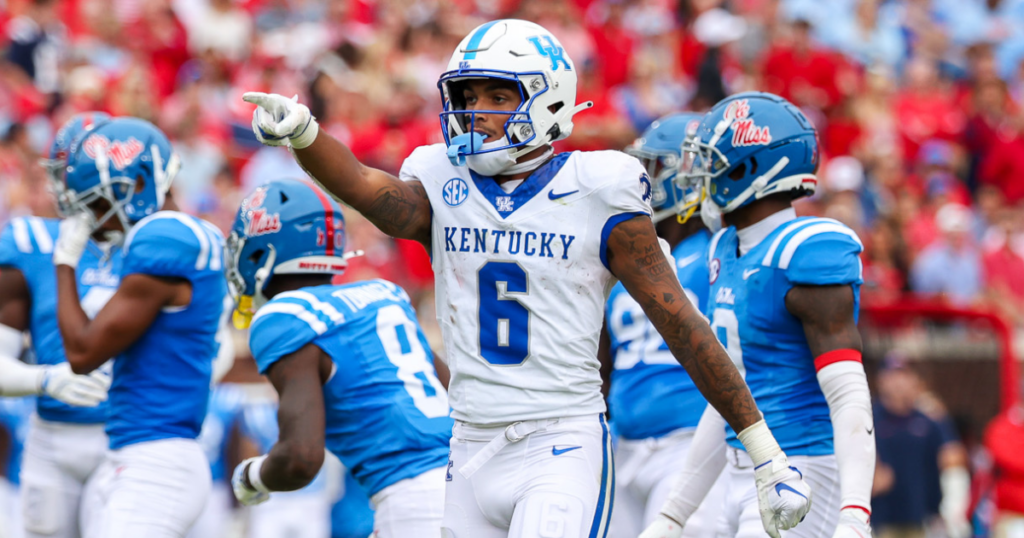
[247, 455, 272, 494]
[736, 419, 783, 467]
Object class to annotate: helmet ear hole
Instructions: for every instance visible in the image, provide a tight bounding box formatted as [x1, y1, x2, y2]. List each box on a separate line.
[280, 191, 289, 203]
[248, 249, 264, 265]
[728, 163, 747, 181]
[548, 102, 564, 114]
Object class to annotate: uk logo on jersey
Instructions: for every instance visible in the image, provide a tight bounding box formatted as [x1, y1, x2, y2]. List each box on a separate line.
[709, 258, 721, 284]
[443, 178, 469, 207]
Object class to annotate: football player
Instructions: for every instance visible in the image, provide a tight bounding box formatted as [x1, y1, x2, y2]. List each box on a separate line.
[187, 384, 248, 538]
[0, 112, 117, 538]
[601, 113, 725, 538]
[241, 20, 809, 538]
[642, 93, 875, 538]
[225, 179, 453, 538]
[53, 117, 227, 537]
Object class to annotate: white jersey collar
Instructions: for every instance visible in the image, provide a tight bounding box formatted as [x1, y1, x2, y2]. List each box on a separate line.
[737, 207, 797, 256]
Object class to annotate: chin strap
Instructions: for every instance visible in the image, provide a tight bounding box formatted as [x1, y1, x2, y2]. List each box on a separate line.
[508, 101, 594, 160]
[502, 147, 554, 176]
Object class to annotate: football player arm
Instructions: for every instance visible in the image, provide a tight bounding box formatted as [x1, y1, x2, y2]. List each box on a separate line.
[0, 267, 39, 395]
[606, 216, 761, 433]
[786, 284, 875, 521]
[247, 343, 328, 492]
[56, 267, 188, 374]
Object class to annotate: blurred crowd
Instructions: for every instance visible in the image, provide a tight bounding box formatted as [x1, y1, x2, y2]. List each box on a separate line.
[4, 0, 1024, 320]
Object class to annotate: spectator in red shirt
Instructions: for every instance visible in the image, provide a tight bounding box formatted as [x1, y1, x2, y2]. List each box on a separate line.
[761, 18, 843, 112]
[980, 113, 1024, 204]
[586, 0, 636, 89]
[892, 57, 966, 162]
[983, 400, 1024, 536]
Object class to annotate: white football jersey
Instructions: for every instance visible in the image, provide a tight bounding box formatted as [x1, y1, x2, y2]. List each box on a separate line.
[400, 144, 652, 424]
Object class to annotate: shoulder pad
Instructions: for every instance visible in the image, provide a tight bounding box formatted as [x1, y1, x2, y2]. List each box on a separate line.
[399, 143, 449, 184]
[122, 212, 224, 278]
[762, 218, 863, 286]
[249, 291, 344, 374]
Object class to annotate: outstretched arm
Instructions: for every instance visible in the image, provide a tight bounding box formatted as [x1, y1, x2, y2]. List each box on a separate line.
[243, 92, 432, 245]
[605, 216, 759, 432]
[786, 284, 875, 533]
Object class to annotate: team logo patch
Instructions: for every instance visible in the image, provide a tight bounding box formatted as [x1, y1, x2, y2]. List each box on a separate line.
[724, 99, 771, 147]
[443, 177, 469, 207]
[528, 35, 571, 71]
[243, 187, 268, 211]
[496, 196, 514, 212]
[241, 186, 282, 237]
[82, 135, 145, 170]
[639, 173, 653, 203]
[709, 258, 721, 284]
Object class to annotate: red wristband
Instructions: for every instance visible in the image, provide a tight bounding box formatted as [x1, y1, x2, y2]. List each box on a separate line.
[814, 349, 862, 372]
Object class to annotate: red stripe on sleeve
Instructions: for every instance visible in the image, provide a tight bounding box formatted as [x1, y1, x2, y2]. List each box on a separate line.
[814, 349, 862, 372]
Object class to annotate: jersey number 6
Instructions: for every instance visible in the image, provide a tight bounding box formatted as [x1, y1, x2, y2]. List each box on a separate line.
[478, 261, 530, 365]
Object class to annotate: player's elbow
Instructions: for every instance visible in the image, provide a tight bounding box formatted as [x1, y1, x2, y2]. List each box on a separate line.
[278, 444, 324, 489]
[65, 351, 97, 375]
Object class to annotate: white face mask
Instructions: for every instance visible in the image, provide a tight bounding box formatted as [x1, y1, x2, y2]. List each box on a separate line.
[466, 137, 518, 176]
[701, 197, 724, 233]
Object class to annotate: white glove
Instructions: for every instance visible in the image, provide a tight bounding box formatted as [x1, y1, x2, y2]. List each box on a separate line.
[638, 514, 684, 538]
[41, 363, 109, 407]
[232, 455, 271, 506]
[53, 214, 93, 269]
[755, 454, 813, 538]
[242, 92, 319, 149]
[831, 507, 873, 538]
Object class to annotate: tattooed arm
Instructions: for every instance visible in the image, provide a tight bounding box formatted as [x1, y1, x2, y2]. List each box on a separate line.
[292, 133, 432, 246]
[606, 215, 760, 432]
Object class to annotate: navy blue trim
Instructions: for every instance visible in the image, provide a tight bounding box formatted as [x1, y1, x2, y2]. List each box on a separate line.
[469, 152, 572, 219]
[600, 212, 650, 270]
[589, 414, 613, 538]
[462, 20, 500, 60]
[754, 460, 771, 470]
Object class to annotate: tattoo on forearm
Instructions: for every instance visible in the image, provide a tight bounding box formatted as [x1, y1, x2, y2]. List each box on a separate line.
[608, 217, 761, 431]
[364, 182, 430, 242]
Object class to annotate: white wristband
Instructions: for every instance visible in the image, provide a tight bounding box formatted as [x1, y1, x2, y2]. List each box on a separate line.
[736, 419, 783, 467]
[247, 455, 272, 494]
[290, 116, 319, 150]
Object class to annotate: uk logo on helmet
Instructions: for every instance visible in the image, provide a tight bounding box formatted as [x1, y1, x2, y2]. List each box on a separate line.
[82, 135, 145, 171]
[443, 178, 469, 207]
[528, 35, 571, 71]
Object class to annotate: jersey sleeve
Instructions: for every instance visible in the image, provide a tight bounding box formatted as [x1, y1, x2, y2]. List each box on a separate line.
[0, 218, 56, 269]
[780, 225, 863, 286]
[399, 144, 443, 184]
[0, 220, 27, 269]
[248, 300, 324, 374]
[121, 214, 220, 279]
[592, 152, 655, 270]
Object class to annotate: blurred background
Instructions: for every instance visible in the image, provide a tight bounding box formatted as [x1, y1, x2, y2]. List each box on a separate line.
[2, 0, 1024, 536]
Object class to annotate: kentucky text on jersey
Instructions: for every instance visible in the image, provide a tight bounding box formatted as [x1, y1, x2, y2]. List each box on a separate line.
[442, 227, 576, 259]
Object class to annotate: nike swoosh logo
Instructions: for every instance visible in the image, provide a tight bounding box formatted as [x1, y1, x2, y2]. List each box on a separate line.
[743, 268, 760, 280]
[548, 190, 578, 200]
[552, 445, 583, 456]
[775, 483, 807, 500]
[677, 253, 701, 268]
[866, 426, 874, 435]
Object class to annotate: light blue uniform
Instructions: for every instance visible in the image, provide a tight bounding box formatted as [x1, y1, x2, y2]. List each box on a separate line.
[248, 279, 453, 498]
[198, 385, 247, 483]
[0, 217, 120, 424]
[240, 400, 332, 493]
[0, 397, 35, 486]
[108, 211, 227, 449]
[605, 230, 711, 440]
[706, 217, 863, 456]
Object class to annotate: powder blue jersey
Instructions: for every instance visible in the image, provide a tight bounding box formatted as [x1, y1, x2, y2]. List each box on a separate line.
[249, 279, 453, 497]
[706, 217, 862, 456]
[107, 211, 227, 449]
[605, 230, 711, 440]
[0, 396, 34, 486]
[197, 384, 247, 483]
[0, 217, 120, 424]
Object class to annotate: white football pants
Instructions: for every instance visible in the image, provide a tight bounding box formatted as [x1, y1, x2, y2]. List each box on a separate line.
[717, 447, 839, 538]
[0, 478, 23, 538]
[19, 416, 106, 538]
[607, 428, 726, 538]
[443, 414, 614, 538]
[82, 438, 211, 538]
[186, 482, 233, 538]
[370, 466, 447, 538]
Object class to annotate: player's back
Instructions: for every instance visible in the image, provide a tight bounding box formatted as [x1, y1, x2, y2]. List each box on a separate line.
[107, 211, 227, 449]
[402, 144, 652, 425]
[706, 216, 863, 456]
[0, 216, 118, 424]
[249, 279, 453, 498]
[606, 230, 711, 440]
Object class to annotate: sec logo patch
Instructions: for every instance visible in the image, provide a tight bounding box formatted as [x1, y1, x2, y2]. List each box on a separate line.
[443, 178, 469, 207]
[709, 258, 721, 284]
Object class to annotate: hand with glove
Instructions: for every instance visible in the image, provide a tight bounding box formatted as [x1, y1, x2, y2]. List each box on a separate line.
[232, 455, 271, 506]
[242, 93, 319, 149]
[41, 362, 110, 407]
[53, 214, 93, 269]
[831, 507, 873, 538]
[638, 514, 684, 538]
[754, 454, 813, 538]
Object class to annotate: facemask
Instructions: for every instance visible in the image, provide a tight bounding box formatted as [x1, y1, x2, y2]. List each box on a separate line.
[701, 197, 724, 233]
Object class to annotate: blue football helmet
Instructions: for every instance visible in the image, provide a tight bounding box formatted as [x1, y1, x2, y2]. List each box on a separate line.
[42, 111, 112, 216]
[684, 92, 818, 216]
[625, 112, 703, 223]
[64, 117, 179, 233]
[225, 179, 352, 329]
